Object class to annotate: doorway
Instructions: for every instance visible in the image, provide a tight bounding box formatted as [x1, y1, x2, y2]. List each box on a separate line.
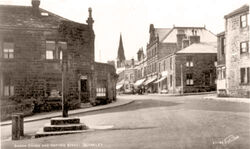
[79, 76, 89, 103]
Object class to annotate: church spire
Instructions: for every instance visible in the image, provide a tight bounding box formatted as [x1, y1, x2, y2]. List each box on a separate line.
[117, 33, 126, 62]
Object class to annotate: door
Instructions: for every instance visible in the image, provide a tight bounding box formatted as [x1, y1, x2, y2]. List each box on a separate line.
[79, 76, 89, 103]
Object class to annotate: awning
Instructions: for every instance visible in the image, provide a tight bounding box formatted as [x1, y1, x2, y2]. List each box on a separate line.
[134, 78, 146, 86]
[116, 84, 123, 90]
[161, 71, 168, 77]
[117, 79, 124, 85]
[154, 75, 167, 83]
[144, 76, 157, 85]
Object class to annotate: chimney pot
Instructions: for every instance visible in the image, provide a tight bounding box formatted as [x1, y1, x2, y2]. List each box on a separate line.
[32, 0, 40, 8]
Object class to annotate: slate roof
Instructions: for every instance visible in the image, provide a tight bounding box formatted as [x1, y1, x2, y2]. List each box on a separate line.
[224, 4, 249, 19]
[0, 5, 86, 29]
[161, 26, 216, 43]
[155, 28, 172, 41]
[177, 42, 217, 54]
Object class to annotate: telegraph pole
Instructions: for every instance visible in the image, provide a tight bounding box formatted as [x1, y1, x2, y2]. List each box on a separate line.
[180, 64, 184, 95]
[62, 48, 68, 117]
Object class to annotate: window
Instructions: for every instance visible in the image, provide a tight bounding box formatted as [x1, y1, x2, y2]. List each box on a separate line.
[186, 73, 193, 85]
[186, 56, 193, 67]
[170, 75, 173, 87]
[240, 67, 250, 84]
[204, 72, 210, 86]
[221, 37, 225, 55]
[240, 14, 247, 28]
[240, 42, 249, 54]
[4, 85, 14, 96]
[217, 67, 226, 80]
[125, 74, 129, 80]
[217, 69, 221, 80]
[159, 63, 161, 72]
[163, 60, 166, 71]
[3, 78, 14, 96]
[3, 42, 14, 59]
[96, 88, 106, 97]
[170, 57, 173, 70]
[96, 80, 106, 97]
[46, 41, 55, 59]
[222, 68, 226, 79]
[130, 74, 134, 81]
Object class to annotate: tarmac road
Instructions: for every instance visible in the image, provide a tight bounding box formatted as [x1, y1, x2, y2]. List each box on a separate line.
[1, 94, 250, 149]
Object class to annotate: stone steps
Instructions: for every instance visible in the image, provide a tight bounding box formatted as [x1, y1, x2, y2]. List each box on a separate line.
[43, 123, 87, 132]
[35, 128, 90, 138]
[50, 117, 80, 125]
[35, 117, 88, 138]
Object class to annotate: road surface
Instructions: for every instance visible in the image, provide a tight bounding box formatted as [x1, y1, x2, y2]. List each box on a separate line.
[1, 94, 250, 149]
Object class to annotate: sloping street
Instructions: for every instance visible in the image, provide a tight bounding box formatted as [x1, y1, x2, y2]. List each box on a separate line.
[1, 94, 250, 149]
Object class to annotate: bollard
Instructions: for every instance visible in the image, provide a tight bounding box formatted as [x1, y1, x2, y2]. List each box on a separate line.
[12, 115, 20, 140]
[16, 113, 24, 136]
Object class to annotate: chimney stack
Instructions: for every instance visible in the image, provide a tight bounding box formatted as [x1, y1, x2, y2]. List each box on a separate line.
[131, 58, 135, 67]
[189, 35, 200, 44]
[32, 0, 40, 16]
[176, 30, 186, 50]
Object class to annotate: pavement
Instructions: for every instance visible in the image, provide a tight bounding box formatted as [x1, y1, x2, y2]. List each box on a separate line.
[147, 91, 216, 96]
[0, 98, 134, 126]
[141, 91, 250, 104]
[204, 95, 250, 103]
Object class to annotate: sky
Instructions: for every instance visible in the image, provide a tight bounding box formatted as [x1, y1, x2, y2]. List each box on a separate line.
[0, 0, 249, 62]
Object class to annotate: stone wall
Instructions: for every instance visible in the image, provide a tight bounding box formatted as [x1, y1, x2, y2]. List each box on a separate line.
[157, 55, 175, 93]
[225, 10, 250, 98]
[95, 62, 117, 102]
[0, 20, 97, 111]
[175, 53, 217, 93]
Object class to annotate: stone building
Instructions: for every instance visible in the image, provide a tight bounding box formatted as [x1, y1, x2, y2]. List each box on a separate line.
[134, 48, 147, 89]
[216, 32, 226, 96]
[145, 24, 172, 93]
[145, 25, 217, 93]
[217, 4, 250, 97]
[0, 0, 117, 117]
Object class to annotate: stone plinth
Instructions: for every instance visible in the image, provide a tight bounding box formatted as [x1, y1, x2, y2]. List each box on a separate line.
[35, 117, 88, 138]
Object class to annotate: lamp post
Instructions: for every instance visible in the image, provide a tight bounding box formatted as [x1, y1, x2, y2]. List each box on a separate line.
[62, 47, 68, 117]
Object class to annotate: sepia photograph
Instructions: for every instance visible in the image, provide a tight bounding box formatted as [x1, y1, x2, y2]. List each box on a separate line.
[0, 0, 249, 148]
